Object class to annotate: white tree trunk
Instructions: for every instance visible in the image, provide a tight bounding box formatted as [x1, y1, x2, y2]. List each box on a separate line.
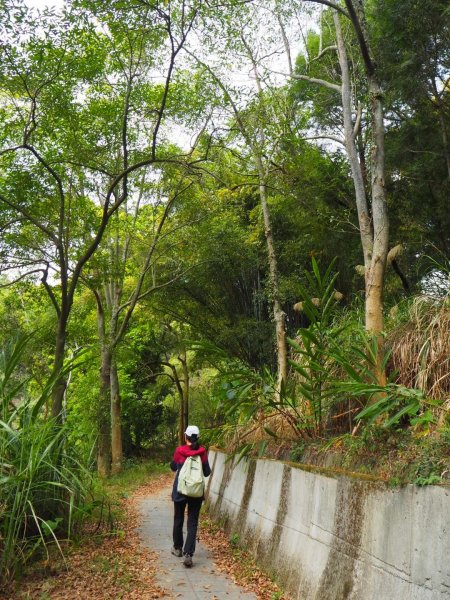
[334, 13, 373, 268]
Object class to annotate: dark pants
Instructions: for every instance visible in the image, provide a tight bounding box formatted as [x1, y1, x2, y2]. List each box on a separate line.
[173, 497, 203, 556]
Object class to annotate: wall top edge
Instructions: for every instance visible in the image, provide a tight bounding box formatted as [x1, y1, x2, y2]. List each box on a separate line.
[208, 447, 450, 490]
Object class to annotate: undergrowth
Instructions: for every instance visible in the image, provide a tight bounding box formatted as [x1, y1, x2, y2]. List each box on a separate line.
[287, 424, 450, 485]
[1, 459, 169, 597]
[211, 262, 449, 484]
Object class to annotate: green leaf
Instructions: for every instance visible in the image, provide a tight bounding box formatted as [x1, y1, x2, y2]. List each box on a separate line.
[383, 401, 420, 427]
[262, 426, 277, 438]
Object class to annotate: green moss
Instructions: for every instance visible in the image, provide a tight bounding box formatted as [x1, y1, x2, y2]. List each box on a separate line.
[280, 458, 385, 484]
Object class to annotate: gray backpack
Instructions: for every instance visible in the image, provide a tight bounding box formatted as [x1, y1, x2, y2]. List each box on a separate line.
[177, 455, 205, 498]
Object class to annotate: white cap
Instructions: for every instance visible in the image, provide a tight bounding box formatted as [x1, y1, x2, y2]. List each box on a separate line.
[185, 425, 200, 437]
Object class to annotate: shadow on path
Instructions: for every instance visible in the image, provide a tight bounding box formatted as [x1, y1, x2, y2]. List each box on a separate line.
[137, 485, 258, 600]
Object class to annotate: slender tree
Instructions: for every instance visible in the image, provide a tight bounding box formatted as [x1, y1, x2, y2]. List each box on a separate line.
[185, 30, 290, 395]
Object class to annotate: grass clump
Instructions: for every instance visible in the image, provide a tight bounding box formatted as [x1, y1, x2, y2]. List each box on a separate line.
[0, 337, 95, 584]
[0, 341, 170, 590]
[388, 295, 450, 419]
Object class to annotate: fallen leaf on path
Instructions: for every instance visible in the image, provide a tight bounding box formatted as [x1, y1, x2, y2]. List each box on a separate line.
[3, 473, 174, 600]
[199, 513, 291, 600]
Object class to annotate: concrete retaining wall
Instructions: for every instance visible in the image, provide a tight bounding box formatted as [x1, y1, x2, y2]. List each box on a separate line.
[205, 450, 450, 600]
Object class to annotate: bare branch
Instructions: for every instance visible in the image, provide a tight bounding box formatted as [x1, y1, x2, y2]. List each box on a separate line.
[342, 0, 374, 76]
[134, 263, 203, 303]
[0, 145, 24, 157]
[0, 269, 43, 289]
[66, 153, 192, 305]
[183, 49, 256, 152]
[23, 144, 65, 207]
[113, 180, 194, 345]
[289, 73, 341, 93]
[303, 134, 345, 146]
[151, 5, 199, 159]
[58, 159, 114, 178]
[300, 0, 350, 19]
[0, 216, 25, 231]
[23, 96, 38, 143]
[150, 214, 206, 247]
[312, 45, 338, 62]
[22, 144, 66, 259]
[121, 76, 133, 202]
[41, 264, 61, 318]
[275, 11, 293, 76]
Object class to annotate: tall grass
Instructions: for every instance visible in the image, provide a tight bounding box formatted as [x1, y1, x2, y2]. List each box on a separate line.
[0, 337, 93, 582]
[389, 296, 450, 406]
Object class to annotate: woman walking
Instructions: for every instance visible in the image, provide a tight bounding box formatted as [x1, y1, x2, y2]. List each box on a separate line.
[170, 425, 211, 567]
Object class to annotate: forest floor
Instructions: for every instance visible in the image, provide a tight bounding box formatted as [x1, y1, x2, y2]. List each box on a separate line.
[2, 470, 287, 600]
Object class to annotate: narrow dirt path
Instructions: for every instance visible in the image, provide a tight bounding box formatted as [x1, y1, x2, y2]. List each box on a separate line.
[137, 483, 258, 600]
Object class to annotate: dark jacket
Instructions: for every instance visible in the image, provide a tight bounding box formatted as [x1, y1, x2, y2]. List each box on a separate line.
[170, 444, 211, 502]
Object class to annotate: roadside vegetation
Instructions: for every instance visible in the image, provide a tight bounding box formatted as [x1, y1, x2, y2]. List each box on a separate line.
[1, 459, 170, 599]
[202, 260, 450, 485]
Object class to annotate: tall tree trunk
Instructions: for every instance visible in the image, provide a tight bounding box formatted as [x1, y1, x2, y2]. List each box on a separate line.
[95, 292, 111, 477]
[293, 0, 390, 386]
[437, 110, 450, 178]
[110, 359, 123, 475]
[195, 49, 288, 395]
[179, 351, 189, 431]
[50, 316, 68, 419]
[97, 345, 112, 477]
[335, 12, 387, 384]
[179, 405, 184, 446]
[337, 1, 390, 385]
[168, 363, 185, 445]
[107, 283, 124, 474]
[255, 157, 287, 396]
[100, 181, 180, 472]
[366, 74, 389, 385]
[242, 36, 288, 397]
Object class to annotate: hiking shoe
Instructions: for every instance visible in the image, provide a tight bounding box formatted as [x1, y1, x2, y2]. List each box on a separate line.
[171, 546, 182, 557]
[183, 554, 193, 567]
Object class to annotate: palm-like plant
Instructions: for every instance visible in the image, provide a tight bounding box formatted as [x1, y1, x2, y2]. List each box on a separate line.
[288, 257, 344, 435]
